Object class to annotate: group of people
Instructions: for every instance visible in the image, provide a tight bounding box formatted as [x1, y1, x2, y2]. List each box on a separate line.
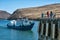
[41, 11, 56, 18]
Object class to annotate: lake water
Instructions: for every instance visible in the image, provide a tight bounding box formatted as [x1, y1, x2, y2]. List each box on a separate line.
[0, 20, 39, 40]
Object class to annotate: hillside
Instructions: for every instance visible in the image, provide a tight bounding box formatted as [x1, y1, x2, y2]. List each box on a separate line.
[8, 3, 60, 20]
[0, 10, 10, 19]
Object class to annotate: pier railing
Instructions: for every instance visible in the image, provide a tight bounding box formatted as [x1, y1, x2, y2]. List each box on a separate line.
[40, 13, 60, 18]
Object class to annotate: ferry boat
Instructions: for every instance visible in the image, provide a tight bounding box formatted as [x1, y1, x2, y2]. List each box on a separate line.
[7, 19, 34, 30]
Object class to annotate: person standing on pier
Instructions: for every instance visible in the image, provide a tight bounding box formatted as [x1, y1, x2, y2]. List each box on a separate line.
[47, 11, 49, 18]
[53, 13, 56, 18]
[50, 11, 53, 18]
[41, 13, 44, 18]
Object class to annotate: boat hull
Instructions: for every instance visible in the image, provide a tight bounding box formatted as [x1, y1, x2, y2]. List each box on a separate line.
[7, 23, 34, 31]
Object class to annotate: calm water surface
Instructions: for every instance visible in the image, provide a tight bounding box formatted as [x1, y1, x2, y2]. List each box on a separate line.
[0, 20, 39, 40]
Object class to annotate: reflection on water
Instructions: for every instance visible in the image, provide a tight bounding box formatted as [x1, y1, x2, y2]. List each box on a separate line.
[0, 29, 34, 40]
[0, 20, 39, 40]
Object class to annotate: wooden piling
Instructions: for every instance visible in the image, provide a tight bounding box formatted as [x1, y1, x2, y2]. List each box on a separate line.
[52, 24, 55, 39]
[43, 23, 46, 36]
[48, 22, 51, 37]
[45, 22, 49, 37]
[40, 22, 44, 37]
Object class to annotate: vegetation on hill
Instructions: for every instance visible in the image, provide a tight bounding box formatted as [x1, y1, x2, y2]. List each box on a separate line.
[8, 3, 60, 20]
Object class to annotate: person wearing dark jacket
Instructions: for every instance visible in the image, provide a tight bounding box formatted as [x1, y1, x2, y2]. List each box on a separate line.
[41, 13, 44, 18]
[50, 11, 53, 18]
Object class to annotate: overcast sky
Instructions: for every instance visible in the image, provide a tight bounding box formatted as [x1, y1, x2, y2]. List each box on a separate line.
[0, 0, 60, 14]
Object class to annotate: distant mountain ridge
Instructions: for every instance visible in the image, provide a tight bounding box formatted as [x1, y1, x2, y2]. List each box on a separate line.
[0, 10, 10, 19]
[8, 3, 60, 19]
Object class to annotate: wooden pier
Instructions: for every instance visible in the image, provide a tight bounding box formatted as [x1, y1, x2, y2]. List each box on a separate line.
[38, 18, 60, 40]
